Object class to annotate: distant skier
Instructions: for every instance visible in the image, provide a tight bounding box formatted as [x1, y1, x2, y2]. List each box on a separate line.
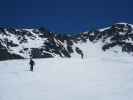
[29, 58, 35, 72]
[75, 47, 84, 59]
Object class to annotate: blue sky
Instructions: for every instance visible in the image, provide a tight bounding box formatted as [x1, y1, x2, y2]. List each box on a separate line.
[0, 0, 131, 33]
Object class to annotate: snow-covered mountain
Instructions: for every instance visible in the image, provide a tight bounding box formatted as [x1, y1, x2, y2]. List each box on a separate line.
[0, 23, 133, 60]
[0, 27, 81, 60]
[1, 23, 133, 100]
[80, 23, 133, 55]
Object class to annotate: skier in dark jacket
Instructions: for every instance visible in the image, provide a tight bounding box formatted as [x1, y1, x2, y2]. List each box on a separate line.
[29, 58, 35, 71]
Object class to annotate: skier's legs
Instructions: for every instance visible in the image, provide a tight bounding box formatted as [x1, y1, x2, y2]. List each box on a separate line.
[30, 65, 33, 71]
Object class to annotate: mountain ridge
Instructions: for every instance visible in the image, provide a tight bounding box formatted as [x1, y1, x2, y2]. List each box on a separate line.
[0, 22, 133, 60]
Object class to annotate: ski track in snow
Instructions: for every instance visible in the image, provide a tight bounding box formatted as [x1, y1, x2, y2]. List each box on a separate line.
[0, 57, 133, 100]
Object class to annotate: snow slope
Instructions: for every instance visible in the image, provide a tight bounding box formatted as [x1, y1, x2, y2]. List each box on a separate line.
[0, 56, 133, 100]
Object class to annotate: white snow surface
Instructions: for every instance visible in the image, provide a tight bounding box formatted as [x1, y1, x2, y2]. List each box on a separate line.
[0, 51, 133, 100]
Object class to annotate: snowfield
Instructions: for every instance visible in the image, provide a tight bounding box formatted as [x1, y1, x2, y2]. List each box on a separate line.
[0, 56, 133, 100]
